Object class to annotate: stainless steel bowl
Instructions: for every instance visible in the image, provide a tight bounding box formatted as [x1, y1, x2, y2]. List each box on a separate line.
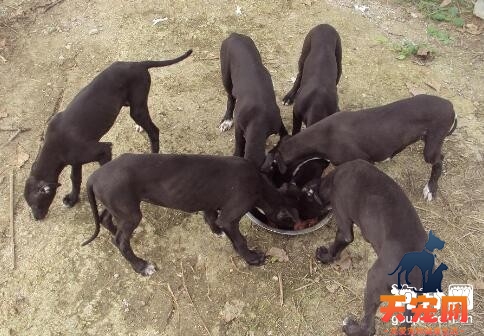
[246, 209, 332, 236]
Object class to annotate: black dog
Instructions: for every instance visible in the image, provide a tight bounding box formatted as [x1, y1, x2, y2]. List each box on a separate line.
[263, 95, 457, 201]
[83, 153, 300, 275]
[24, 50, 192, 220]
[282, 24, 342, 134]
[218, 33, 287, 168]
[302, 159, 428, 336]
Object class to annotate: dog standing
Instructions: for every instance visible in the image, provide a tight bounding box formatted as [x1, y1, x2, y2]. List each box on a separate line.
[263, 95, 457, 201]
[24, 50, 192, 220]
[218, 33, 287, 168]
[302, 159, 431, 335]
[282, 24, 342, 134]
[83, 153, 300, 275]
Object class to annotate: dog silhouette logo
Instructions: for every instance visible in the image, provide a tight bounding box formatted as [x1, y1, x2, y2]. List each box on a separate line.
[388, 230, 446, 293]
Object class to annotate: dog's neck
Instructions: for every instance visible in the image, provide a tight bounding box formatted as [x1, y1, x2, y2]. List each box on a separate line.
[257, 175, 286, 215]
[279, 136, 328, 168]
[31, 142, 65, 183]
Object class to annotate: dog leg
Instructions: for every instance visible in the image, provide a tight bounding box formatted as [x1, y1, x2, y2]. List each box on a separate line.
[61, 142, 111, 205]
[343, 259, 389, 336]
[316, 209, 353, 263]
[219, 55, 235, 132]
[100, 209, 117, 235]
[130, 104, 160, 153]
[216, 210, 265, 265]
[282, 71, 302, 106]
[63, 164, 82, 207]
[292, 112, 303, 135]
[244, 128, 267, 168]
[233, 126, 245, 157]
[423, 133, 445, 201]
[203, 210, 223, 236]
[112, 209, 155, 276]
[283, 30, 311, 105]
[219, 94, 235, 132]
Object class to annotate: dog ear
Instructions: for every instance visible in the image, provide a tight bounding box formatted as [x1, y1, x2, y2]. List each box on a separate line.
[261, 153, 274, 173]
[39, 182, 61, 194]
[274, 152, 288, 174]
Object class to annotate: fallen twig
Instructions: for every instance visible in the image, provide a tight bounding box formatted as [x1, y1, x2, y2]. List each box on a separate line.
[294, 282, 316, 292]
[43, 0, 66, 13]
[180, 261, 212, 336]
[230, 256, 253, 276]
[278, 272, 284, 306]
[1, 128, 30, 147]
[0, 54, 6, 63]
[166, 283, 180, 335]
[10, 171, 15, 270]
[205, 263, 212, 302]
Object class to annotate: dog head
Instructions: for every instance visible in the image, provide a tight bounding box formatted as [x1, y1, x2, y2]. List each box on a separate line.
[24, 176, 61, 220]
[264, 183, 301, 229]
[261, 135, 290, 177]
[425, 230, 445, 251]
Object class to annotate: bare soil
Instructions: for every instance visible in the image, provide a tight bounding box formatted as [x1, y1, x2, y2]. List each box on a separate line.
[0, 1, 482, 335]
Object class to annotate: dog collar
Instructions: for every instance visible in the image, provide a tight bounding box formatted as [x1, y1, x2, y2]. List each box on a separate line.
[424, 247, 436, 257]
[304, 179, 324, 206]
[292, 157, 329, 178]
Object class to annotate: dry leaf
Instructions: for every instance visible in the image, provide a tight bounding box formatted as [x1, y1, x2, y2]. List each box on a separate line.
[440, 0, 451, 7]
[465, 23, 482, 35]
[406, 83, 426, 96]
[17, 151, 30, 168]
[425, 80, 442, 92]
[468, 279, 484, 290]
[326, 282, 340, 293]
[220, 300, 245, 323]
[267, 247, 289, 262]
[332, 250, 352, 271]
[416, 48, 432, 59]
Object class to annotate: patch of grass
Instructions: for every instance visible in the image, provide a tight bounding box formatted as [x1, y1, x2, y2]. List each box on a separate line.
[407, 0, 473, 27]
[393, 40, 421, 60]
[427, 25, 453, 44]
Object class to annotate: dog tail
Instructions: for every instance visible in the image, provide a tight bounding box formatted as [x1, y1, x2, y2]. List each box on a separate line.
[448, 117, 457, 136]
[388, 264, 401, 276]
[140, 49, 193, 68]
[82, 181, 101, 246]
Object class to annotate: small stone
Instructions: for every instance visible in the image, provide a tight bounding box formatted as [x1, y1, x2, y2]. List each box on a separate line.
[474, 0, 484, 19]
[88, 28, 99, 35]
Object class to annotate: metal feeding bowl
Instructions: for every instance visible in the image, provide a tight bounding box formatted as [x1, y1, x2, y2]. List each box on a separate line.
[246, 208, 332, 236]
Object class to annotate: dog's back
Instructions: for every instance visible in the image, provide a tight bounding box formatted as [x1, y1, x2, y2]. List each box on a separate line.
[221, 33, 277, 106]
[89, 153, 264, 212]
[301, 24, 341, 86]
[329, 160, 427, 256]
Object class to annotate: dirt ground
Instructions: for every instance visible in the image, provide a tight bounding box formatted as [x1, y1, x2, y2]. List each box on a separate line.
[0, 0, 483, 335]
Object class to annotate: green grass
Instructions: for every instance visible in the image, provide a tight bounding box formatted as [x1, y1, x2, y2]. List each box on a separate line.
[427, 25, 453, 44]
[393, 40, 421, 60]
[406, 0, 473, 27]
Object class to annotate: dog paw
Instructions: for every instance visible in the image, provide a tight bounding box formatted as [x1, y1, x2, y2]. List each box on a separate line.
[140, 263, 156, 276]
[342, 315, 365, 335]
[62, 194, 79, 208]
[423, 184, 433, 202]
[219, 119, 233, 132]
[244, 250, 266, 266]
[282, 95, 294, 106]
[315, 246, 334, 264]
[134, 125, 144, 133]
